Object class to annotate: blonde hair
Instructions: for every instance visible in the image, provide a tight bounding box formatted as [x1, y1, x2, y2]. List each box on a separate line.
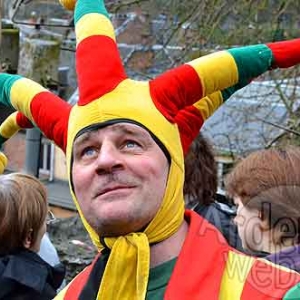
[0, 173, 48, 255]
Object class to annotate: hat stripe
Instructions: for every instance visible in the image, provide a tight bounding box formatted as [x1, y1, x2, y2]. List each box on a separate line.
[74, 0, 127, 106]
[150, 64, 203, 120]
[227, 44, 272, 86]
[16, 112, 34, 129]
[10, 78, 47, 120]
[0, 113, 18, 143]
[76, 13, 114, 45]
[0, 74, 22, 109]
[188, 51, 239, 96]
[175, 91, 223, 154]
[0, 112, 32, 176]
[150, 51, 239, 121]
[31, 92, 71, 151]
[77, 36, 127, 105]
[193, 91, 223, 121]
[177, 76, 255, 155]
[0, 74, 70, 152]
[175, 105, 204, 155]
[74, 0, 108, 24]
[267, 38, 300, 68]
[151, 42, 290, 123]
[0, 112, 23, 139]
[0, 111, 32, 173]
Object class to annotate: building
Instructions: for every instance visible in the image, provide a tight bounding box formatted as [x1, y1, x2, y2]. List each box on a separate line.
[2, 6, 300, 209]
[202, 79, 300, 190]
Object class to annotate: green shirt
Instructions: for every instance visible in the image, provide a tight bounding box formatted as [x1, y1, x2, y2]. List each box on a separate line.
[283, 283, 300, 299]
[146, 257, 177, 300]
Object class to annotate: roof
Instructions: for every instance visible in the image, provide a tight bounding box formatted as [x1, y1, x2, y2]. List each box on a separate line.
[202, 79, 300, 156]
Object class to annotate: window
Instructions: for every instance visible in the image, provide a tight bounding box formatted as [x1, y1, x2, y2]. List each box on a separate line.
[39, 138, 53, 177]
[216, 160, 234, 191]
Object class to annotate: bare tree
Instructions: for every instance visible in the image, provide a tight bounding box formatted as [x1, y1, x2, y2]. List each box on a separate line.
[117, 0, 300, 155]
[4, 0, 300, 154]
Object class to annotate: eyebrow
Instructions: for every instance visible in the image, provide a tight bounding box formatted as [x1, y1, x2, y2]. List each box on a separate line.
[73, 131, 95, 149]
[112, 124, 151, 140]
[73, 124, 152, 149]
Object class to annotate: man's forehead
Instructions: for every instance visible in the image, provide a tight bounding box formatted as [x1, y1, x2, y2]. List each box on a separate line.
[73, 122, 151, 145]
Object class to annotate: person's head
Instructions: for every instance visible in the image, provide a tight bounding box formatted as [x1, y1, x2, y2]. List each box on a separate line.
[0, 173, 48, 255]
[225, 147, 300, 253]
[72, 122, 170, 237]
[184, 132, 217, 207]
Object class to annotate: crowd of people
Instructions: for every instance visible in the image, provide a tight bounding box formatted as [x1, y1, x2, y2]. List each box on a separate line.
[1, 0, 300, 299]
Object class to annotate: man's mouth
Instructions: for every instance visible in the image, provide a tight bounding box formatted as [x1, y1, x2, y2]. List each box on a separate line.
[95, 185, 135, 198]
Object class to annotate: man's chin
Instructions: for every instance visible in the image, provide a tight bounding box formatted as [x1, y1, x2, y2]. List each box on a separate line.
[97, 226, 138, 237]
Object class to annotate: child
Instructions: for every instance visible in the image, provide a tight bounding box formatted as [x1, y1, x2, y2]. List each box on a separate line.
[0, 173, 65, 300]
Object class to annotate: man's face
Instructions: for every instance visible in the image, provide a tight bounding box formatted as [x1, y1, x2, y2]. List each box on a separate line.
[72, 123, 169, 237]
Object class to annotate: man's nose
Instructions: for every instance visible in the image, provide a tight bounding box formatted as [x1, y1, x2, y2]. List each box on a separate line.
[95, 142, 123, 174]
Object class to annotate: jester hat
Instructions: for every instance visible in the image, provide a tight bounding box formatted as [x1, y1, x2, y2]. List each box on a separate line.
[0, 0, 300, 298]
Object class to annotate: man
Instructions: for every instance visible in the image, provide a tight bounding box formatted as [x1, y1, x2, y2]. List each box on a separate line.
[1, 0, 300, 298]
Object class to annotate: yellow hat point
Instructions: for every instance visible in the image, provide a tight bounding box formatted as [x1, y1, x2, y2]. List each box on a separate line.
[0, 152, 8, 174]
[59, 0, 76, 11]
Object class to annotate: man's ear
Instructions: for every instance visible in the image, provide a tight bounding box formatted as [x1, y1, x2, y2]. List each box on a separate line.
[23, 229, 33, 249]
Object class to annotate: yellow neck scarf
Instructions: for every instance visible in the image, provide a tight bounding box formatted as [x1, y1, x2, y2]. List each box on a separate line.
[69, 150, 184, 300]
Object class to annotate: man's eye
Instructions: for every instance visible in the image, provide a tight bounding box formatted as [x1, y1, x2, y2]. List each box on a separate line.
[82, 147, 96, 157]
[124, 140, 140, 149]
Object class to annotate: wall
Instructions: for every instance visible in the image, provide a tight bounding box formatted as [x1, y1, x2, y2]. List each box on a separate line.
[4, 132, 26, 171]
[54, 146, 68, 180]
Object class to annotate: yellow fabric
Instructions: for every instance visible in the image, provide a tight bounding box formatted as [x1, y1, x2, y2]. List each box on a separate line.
[0, 112, 20, 139]
[76, 13, 115, 46]
[188, 51, 238, 96]
[53, 286, 68, 300]
[10, 78, 46, 122]
[0, 152, 8, 174]
[0, 112, 20, 174]
[193, 91, 223, 120]
[59, 0, 76, 11]
[257, 257, 299, 273]
[65, 79, 185, 299]
[219, 251, 254, 299]
[97, 233, 149, 299]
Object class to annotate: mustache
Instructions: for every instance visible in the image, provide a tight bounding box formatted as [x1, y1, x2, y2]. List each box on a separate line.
[100, 173, 139, 186]
[93, 173, 139, 197]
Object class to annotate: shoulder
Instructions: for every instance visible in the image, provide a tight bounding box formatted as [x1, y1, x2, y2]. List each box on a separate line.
[192, 202, 242, 248]
[194, 201, 236, 221]
[219, 252, 300, 299]
[244, 258, 300, 299]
